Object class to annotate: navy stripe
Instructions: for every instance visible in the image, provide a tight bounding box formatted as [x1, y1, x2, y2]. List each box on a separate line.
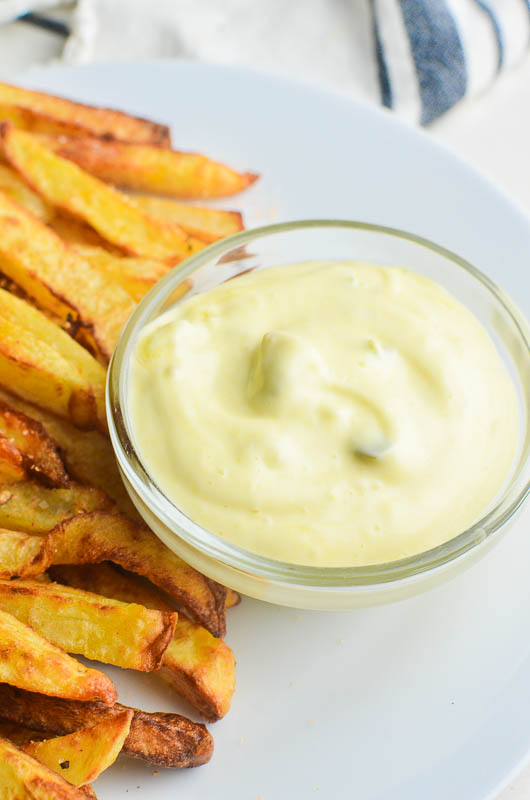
[473, 0, 504, 70]
[399, 0, 467, 124]
[372, 6, 393, 109]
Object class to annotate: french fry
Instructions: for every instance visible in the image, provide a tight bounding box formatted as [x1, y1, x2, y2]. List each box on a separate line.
[22, 710, 133, 786]
[226, 587, 241, 608]
[0, 399, 69, 487]
[0, 162, 53, 221]
[0, 82, 171, 145]
[0, 687, 214, 768]
[0, 190, 136, 363]
[51, 563, 236, 720]
[0, 481, 113, 534]
[0, 721, 46, 746]
[45, 135, 258, 198]
[0, 388, 137, 517]
[0, 289, 107, 430]
[48, 511, 227, 637]
[73, 244, 170, 302]
[0, 580, 176, 671]
[0, 608, 116, 703]
[1, 126, 205, 261]
[49, 213, 119, 250]
[0, 737, 91, 800]
[131, 195, 244, 242]
[0, 530, 52, 579]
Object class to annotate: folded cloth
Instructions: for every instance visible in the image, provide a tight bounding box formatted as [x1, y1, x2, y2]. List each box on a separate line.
[0, 0, 58, 24]
[5, 0, 530, 124]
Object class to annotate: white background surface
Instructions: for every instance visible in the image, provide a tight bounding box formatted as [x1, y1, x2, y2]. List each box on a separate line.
[0, 37, 529, 798]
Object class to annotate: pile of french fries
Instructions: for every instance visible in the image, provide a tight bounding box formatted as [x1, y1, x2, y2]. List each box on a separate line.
[0, 81, 258, 798]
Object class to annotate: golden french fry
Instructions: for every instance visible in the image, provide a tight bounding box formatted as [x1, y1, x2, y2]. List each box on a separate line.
[0, 737, 92, 800]
[48, 511, 226, 637]
[0, 579, 176, 671]
[0, 686, 214, 768]
[0, 399, 68, 487]
[49, 213, 119, 250]
[0, 481, 113, 534]
[0, 608, 116, 703]
[0, 530, 51, 579]
[1, 126, 205, 261]
[73, 244, 170, 302]
[51, 563, 236, 720]
[0, 82, 170, 145]
[0, 162, 53, 221]
[0, 190, 136, 363]
[132, 194, 244, 242]
[45, 134, 258, 198]
[22, 710, 133, 786]
[226, 587, 241, 608]
[0, 290, 106, 431]
[0, 389, 137, 518]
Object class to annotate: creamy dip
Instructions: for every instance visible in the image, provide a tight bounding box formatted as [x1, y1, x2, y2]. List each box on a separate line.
[128, 261, 518, 567]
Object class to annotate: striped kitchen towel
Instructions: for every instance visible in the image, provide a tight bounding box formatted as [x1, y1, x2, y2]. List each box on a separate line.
[3, 0, 530, 125]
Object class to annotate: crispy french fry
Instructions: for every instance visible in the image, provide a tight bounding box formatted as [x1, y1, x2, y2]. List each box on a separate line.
[72, 244, 170, 302]
[0, 82, 170, 145]
[0, 608, 116, 703]
[0, 736, 91, 800]
[0, 190, 136, 363]
[226, 587, 241, 608]
[51, 564, 236, 720]
[0, 389, 137, 518]
[0, 399, 68, 487]
[22, 710, 133, 786]
[0, 580, 176, 671]
[46, 135, 258, 198]
[0, 687, 213, 768]
[1, 127, 205, 261]
[48, 512, 226, 637]
[0, 530, 51, 579]
[0, 481, 113, 533]
[132, 195, 244, 242]
[0, 163, 53, 221]
[0, 528, 52, 580]
[49, 213, 119, 250]
[0, 289, 107, 430]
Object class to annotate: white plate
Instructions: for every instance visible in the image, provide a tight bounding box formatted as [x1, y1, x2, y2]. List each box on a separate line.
[17, 61, 530, 800]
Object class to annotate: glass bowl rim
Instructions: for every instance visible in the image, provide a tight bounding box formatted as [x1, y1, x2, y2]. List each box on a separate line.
[107, 219, 530, 589]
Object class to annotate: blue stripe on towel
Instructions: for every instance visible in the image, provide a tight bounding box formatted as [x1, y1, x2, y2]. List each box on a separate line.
[372, 10, 393, 109]
[473, 0, 504, 69]
[399, 0, 467, 124]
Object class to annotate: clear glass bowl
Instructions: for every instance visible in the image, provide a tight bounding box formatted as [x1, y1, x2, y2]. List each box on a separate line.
[107, 221, 530, 610]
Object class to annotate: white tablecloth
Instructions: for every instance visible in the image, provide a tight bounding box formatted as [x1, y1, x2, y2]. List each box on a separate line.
[0, 12, 529, 797]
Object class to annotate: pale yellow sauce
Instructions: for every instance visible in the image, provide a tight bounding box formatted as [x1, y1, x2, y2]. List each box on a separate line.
[128, 261, 518, 567]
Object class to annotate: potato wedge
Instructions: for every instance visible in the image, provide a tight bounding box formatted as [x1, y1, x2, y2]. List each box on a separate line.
[73, 244, 170, 302]
[51, 564, 236, 720]
[1, 127, 205, 261]
[0, 399, 68, 487]
[0, 481, 113, 533]
[0, 389, 136, 517]
[22, 710, 133, 786]
[48, 511, 226, 637]
[0, 530, 51, 579]
[226, 587, 241, 609]
[0, 82, 170, 145]
[0, 580, 176, 671]
[0, 291, 106, 430]
[0, 721, 46, 746]
[132, 195, 244, 242]
[0, 736, 91, 800]
[0, 608, 116, 703]
[0, 687, 213, 768]
[46, 135, 258, 198]
[0, 190, 136, 363]
[0, 163, 52, 221]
